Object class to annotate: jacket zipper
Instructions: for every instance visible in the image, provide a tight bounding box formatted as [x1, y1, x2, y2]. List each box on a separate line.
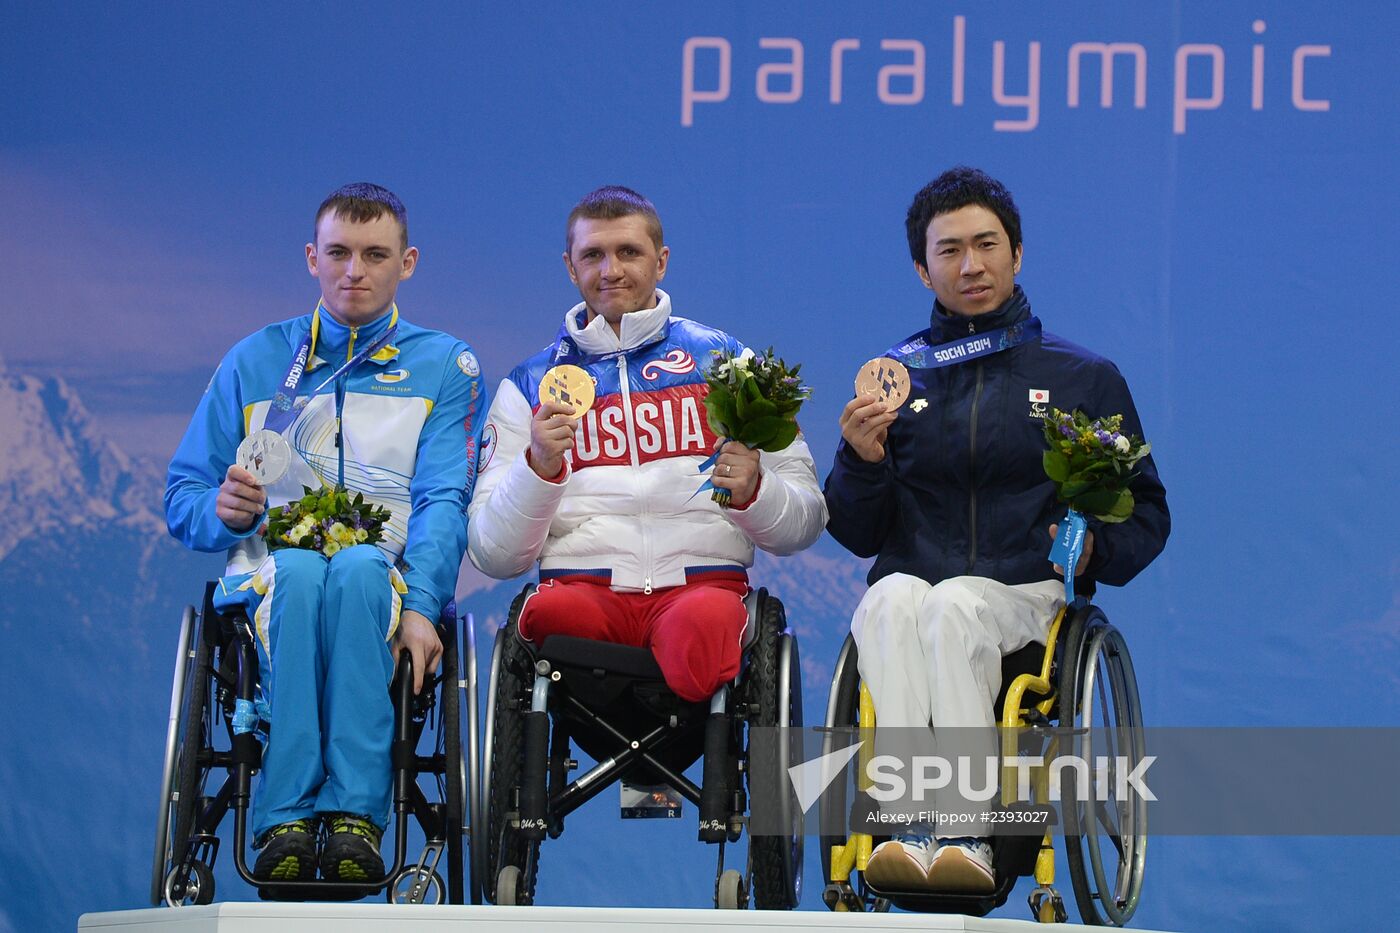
[967, 319, 983, 573]
[334, 325, 358, 455]
[616, 356, 653, 593]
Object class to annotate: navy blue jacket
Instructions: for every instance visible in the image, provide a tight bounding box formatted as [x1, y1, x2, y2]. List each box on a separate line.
[824, 287, 1169, 592]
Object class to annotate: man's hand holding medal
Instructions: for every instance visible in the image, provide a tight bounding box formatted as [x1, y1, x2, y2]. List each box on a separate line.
[840, 357, 911, 463]
[530, 364, 595, 480]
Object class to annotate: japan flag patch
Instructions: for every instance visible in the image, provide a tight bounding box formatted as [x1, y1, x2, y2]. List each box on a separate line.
[1028, 388, 1050, 419]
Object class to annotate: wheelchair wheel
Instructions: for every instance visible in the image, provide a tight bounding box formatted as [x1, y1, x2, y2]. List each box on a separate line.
[482, 611, 541, 905]
[388, 866, 446, 905]
[440, 614, 466, 904]
[746, 592, 803, 910]
[152, 605, 212, 906]
[463, 611, 484, 905]
[163, 859, 214, 906]
[151, 606, 196, 905]
[818, 633, 860, 892]
[1058, 605, 1147, 927]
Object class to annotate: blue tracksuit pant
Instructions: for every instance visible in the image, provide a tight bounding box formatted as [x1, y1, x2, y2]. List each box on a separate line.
[217, 544, 400, 839]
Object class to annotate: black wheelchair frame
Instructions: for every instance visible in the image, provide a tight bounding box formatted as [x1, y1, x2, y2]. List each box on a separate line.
[819, 599, 1147, 926]
[480, 585, 803, 911]
[151, 581, 482, 906]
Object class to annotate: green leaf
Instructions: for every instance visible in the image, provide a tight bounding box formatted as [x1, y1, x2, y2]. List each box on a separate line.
[733, 378, 753, 420]
[1104, 487, 1136, 522]
[1073, 485, 1120, 516]
[1043, 450, 1070, 483]
[761, 420, 799, 451]
[738, 415, 784, 448]
[747, 397, 777, 419]
[1060, 472, 1097, 499]
[704, 388, 738, 436]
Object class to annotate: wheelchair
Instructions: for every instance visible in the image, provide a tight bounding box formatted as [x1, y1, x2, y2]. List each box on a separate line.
[480, 584, 803, 910]
[151, 581, 482, 906]
[820, 598, 1147, 926]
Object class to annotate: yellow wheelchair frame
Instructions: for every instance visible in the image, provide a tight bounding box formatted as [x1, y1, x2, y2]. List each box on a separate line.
[821, 600, 1147, 926]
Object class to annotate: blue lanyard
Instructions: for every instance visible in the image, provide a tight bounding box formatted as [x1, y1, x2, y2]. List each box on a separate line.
[263, 306, 398, 434]
[888, 317, 1041, 370]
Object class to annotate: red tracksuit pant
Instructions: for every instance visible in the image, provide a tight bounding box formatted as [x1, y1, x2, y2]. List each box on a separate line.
[517, 578, 750, 702]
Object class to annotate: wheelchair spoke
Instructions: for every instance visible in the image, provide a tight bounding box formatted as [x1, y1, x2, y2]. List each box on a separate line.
[1094, 798, 1125, 860]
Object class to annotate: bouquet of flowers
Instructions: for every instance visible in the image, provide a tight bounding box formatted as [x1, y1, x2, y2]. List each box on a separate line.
[700, 347, 812, 506]
[262, 485, 391, 557]
[1041, 408, 1151, 522]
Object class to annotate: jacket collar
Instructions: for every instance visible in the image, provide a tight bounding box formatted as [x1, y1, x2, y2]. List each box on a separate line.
[931, 285, 1032, 341]
[560, 289, 672, 359]
[307, 302, 401, 370]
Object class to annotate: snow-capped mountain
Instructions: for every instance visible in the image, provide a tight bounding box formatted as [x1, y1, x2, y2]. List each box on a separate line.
[0, 351, 165, 562]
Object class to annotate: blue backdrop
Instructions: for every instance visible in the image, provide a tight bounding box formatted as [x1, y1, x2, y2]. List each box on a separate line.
[2, 3, 1397, 931]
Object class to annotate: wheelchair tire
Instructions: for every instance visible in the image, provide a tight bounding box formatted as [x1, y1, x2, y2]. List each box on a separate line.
[166, 606, 212, 904]
[464, 611, 484, 905]
[483, 614, 541, 905]
[388, 866, 445, 905]
[152, 606, 198, 905]
[163, 859, 214, 906]
[818, 633, 860, 893]
[745, 592, 803, 910]
[1058, 605, 1147, 927]
[441, 615, 466, 905]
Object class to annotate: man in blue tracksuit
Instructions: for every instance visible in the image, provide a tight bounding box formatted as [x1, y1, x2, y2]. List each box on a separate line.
[165, 184, 485, 884]
[824, 167, 1169, 894]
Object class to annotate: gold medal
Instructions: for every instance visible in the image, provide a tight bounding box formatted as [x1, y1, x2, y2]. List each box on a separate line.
[854, 357, 911, 409]
[538, 364, 596, 419]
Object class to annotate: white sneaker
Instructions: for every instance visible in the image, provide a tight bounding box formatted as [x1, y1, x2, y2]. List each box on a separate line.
[926, 836, 995, 893]
[864, 827, 936, 890]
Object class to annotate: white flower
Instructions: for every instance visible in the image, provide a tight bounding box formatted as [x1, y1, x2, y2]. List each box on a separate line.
[731, 348, 755, 371]
[1114, 435, 1131, 453]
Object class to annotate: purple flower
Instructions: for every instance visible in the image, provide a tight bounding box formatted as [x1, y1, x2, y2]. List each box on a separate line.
[1060, 425, 1075, 438]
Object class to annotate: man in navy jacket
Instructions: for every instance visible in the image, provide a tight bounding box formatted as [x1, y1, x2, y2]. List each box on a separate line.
[824, 167, 1169, 893]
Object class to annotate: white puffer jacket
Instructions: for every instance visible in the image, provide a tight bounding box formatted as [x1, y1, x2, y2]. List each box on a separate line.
[467, 292, 826, 592]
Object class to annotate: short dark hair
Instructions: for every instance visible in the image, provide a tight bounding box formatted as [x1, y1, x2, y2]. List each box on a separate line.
[905, 166, 1022, 268]
[566, 185, 664, 253]
[314, 183, 408, 250]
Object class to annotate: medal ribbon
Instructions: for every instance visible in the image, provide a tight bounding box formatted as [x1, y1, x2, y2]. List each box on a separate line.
[262, 304, 399, 435]
[888, 317, 1042, 370]
[1048, 508, 1088, 604]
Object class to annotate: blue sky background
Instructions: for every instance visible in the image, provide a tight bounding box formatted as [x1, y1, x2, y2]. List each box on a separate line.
[3, 3, 1398, 930]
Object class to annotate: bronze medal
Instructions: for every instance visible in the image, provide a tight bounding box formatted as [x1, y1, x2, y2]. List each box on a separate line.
[854, 357, 911, 409]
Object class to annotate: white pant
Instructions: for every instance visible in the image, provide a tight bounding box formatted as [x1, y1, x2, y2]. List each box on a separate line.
[851, 573, 1063, 833]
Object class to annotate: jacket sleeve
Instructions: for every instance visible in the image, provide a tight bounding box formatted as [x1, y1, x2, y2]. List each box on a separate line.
[467, 378, 568, 579]
[1084, 364, 1170, 587]
[726, 430, 828, 555]
[399, 343, 486, 621]
[164, 352, 262, 552]
[822, 435, 897, 559]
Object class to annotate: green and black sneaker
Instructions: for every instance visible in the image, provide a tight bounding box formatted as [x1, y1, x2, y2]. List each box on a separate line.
[252, 818, 318, 882]
[319, 813, 384, 883]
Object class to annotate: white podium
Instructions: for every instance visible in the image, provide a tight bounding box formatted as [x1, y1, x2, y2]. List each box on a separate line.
[79, 903, 1181, 932]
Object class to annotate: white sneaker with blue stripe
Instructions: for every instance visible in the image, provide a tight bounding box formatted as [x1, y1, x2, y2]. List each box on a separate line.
[927, 836, 995, 893]
[864, 824, 937, 889]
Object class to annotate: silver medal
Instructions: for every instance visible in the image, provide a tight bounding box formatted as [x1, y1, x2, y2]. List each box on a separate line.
[236, 429, 291, 486]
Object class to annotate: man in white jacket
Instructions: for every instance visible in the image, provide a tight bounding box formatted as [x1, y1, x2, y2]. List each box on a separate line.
[468, 186, 825, 701]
